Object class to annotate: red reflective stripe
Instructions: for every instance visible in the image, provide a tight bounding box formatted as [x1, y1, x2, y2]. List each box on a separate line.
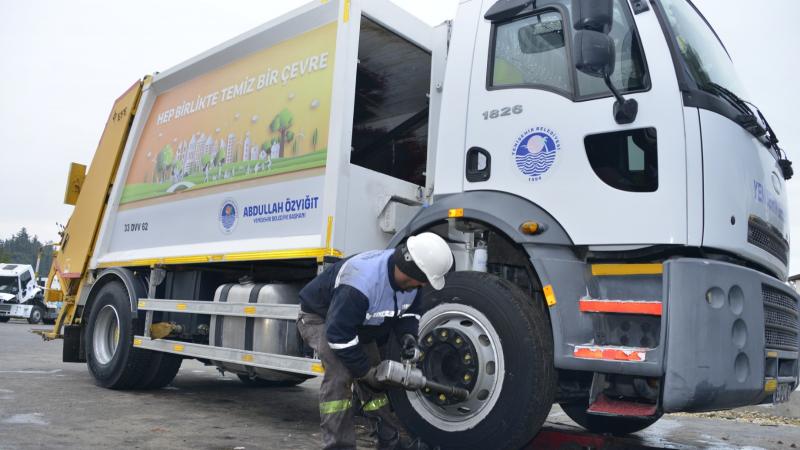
[573, 345, 647, 362]
[579, 299, 662, 316]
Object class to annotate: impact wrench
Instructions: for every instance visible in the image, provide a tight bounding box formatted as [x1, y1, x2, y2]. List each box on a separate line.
[373, 359, 470, 401]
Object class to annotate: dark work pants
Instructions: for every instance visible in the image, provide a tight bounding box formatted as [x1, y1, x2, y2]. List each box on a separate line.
[297, 311, 399, 450]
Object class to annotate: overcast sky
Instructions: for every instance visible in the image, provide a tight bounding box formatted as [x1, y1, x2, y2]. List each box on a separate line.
[0, 0, 797, 274]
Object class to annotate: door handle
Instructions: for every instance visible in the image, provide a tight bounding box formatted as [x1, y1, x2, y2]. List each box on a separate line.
[466, 147, 491, 182]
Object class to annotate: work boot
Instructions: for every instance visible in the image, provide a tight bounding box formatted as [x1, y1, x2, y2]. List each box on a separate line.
[372, 416, 399, 450]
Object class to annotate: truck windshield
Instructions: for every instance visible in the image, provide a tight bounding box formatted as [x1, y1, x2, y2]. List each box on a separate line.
[658, 0, 747, 97]
[0, 276, 18, 294]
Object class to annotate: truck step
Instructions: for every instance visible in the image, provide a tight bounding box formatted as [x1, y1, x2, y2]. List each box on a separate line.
[573, 344, 650, 362]
[587, 394, 658, 417]
[579, 299, 662, 316]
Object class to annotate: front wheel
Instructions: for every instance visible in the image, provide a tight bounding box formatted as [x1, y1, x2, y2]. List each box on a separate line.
[27, 306, 44, 324]
[560, 400, 662, 435]
[389, 271, 555, 450]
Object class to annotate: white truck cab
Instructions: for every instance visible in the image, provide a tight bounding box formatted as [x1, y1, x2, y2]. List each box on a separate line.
[0, 263, 57, 324]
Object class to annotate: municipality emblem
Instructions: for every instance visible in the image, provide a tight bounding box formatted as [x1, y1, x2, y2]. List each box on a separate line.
[513, 127, 560, 182]
[219, 199, 238, 234]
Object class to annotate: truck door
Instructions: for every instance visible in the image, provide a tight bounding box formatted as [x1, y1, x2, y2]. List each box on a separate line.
[462, 0, 688, 247]
[19, 270, 33, 301]
[338, 1, 442, 253]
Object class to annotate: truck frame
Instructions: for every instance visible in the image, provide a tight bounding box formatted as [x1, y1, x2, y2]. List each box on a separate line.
[40, 1, 798, 448]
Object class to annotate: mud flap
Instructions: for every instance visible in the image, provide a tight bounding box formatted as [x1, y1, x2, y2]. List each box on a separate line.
[62, 324, 85, 363]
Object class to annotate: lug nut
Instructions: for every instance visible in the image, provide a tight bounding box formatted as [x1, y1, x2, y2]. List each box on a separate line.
[455, 337, 463, 345]
[464, 353, 472, 363]
[463, 374, 471, 382]
[439, 394, 446, 401]
[440, 330, 449, 339]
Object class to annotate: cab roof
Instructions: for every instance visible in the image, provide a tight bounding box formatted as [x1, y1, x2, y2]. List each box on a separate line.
[0, 264, 33, 277]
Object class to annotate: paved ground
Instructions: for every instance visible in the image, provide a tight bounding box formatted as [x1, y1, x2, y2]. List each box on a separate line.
[1, 319, 799, 449]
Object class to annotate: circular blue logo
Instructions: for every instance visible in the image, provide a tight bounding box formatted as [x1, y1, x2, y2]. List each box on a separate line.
[513, 127, 560, 182]
[219, 199, 238, 234]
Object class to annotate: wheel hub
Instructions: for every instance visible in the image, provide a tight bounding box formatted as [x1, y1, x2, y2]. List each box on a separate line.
[419, 327, 478, 405]
[407, 303, 505, 431]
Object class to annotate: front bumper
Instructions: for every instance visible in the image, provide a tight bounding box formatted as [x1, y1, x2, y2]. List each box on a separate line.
[0, 303, 33, 319]
[662, 259, 799, 412]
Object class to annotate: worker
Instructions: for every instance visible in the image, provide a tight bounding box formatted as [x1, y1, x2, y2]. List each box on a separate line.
[297, 232, 454, 450]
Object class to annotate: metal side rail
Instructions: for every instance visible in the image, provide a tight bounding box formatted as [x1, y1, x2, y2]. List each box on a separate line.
[133, 336, 324, 376]
[137, 298, 300, 320]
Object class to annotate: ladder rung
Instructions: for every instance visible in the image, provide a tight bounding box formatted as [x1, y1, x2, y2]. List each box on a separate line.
[579, 299, 662, 316]
[588, 394, 658, 417]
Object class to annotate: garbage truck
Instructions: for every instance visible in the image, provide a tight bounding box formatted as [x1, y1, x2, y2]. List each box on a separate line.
[40, 0, 798, 448]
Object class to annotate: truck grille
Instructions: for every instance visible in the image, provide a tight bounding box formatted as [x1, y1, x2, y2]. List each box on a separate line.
[763, 284, 799, 351]
[748, 216, 789, 265]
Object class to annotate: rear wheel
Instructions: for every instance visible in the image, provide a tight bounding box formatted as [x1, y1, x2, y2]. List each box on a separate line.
[389, 271, 555, 450]
[137, 352, 184, 389]
[27, 306, 44, 324]
[85, 281, 154, 389]
[560, 400, 661, 435]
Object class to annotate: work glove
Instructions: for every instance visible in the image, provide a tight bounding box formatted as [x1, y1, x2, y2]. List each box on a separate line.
[400, 333, 420, 362]
[359, 365, 385, 391]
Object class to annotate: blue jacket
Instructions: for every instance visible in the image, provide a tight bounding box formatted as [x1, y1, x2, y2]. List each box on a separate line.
[299, 249, 422, 377]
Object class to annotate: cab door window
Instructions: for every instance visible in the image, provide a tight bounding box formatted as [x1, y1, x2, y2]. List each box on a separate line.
[490, 10, 572, 95]
[488, 0, 649, 100]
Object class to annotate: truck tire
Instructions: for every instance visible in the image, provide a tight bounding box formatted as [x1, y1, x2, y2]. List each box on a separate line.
[237, 373, 308, 387]
[27, 305, 44, 324]
[0, 317, 10, 323]
[85, 281, 154, 389]
[136, 352, 184, 390]
[560, 401, 661, 435]
[388, 271, 555, 450]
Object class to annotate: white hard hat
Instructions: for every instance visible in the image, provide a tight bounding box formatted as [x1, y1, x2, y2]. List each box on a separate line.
[406, 232, 454, 290]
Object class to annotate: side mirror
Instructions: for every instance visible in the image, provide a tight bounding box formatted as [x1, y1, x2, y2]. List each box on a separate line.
[518, 20, 565, 54]
[573, 30, 615, 78]
[574, 30, 638, 124]
[574, 0, 614, 33]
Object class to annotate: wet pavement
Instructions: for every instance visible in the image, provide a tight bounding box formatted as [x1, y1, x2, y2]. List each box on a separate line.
[1, 319, 799, 449]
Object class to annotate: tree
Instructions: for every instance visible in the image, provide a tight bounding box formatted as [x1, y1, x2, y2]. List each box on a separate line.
[0, 228, 53, 276]
[156, 145, 174, 183]
[269, 108, 294, 158]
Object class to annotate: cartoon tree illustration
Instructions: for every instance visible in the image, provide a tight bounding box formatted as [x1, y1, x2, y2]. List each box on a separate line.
[156, 144, 174, 183]
[292, 139, 298, 156]
[311, 128, 319, 151]
[269, 108, 294, 158]
[201, 152, 212, 169]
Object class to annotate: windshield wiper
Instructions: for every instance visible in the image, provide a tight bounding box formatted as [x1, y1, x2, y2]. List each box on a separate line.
[702, 82, 793, 180]
[702, 82, 766, 138]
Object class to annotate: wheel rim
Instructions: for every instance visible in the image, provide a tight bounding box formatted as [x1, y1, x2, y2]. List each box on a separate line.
[406, 302, 505, 431]
[93, 305, 121, 365]
[31, 309, 41, 322]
